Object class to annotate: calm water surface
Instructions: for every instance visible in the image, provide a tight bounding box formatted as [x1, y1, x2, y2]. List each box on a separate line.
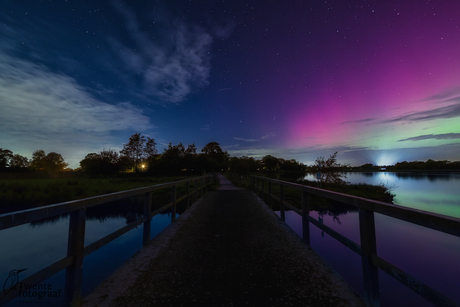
[304, 171, 460, 218]
[1, 203, 178, 307]
[1, 173, 459, 306]
[293, 171, 460, 306]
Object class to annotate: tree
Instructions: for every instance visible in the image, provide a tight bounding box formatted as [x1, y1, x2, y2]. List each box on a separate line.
[120, 133, 146, 172]
[261, 155, 279, 171]
[9, 154, 29, 168]
[315, 152, 348, 184]
[31, 150, 68, 172]
[145, 137, 158, 157]
[201, 142, 223, 155]
[80, 149, 121, 175]
[44, 152, 69, 172]
[0, 149, 13, 168]
[30, 149, 47, 170]
[200, 142, 229, 172]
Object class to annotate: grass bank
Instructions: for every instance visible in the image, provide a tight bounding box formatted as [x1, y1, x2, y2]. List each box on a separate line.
[0, 174, 205, 213]
[227, 173, 395, 215]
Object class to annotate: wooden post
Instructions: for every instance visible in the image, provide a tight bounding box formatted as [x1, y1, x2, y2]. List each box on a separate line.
[261, 180, 264, 198]
[268, 181, 272, 208]
[195, 179, 198, 202]
[171, 185, 176, 222]
[204, 176, 208, 193]
[359, 208, 380, 307]
[201, 177, 204, 197]
[143, 191, 152, 246]
[64, 209, 86, 307]
[186, 182, 190, 209]
[280, 185, 285, 222]
[301, 191, 310, 245]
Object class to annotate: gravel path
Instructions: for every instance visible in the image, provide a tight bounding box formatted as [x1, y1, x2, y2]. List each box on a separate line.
[82, 175, 364, 307]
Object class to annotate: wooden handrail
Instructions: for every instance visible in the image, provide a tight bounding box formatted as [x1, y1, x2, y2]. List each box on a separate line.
[249, 174, 460, 307]
[0, 174, 215, 306]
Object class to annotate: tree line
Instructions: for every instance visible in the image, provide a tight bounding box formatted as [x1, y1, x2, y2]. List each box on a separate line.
[3, 133, 458, 176]
[0, 148, 68, 172]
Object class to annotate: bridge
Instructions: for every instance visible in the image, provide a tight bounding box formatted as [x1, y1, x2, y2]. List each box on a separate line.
[1, 174, 459, 306]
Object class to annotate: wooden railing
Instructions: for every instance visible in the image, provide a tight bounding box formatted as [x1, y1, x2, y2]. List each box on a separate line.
[247, 175, 460, 307]
[0, 174, 215, 306]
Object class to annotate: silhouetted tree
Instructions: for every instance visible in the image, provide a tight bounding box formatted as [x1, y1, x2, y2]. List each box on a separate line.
[9, 154, 29, 168]
[261, 155, 279, 171]
[30, 150, 68, 172]
[120, 133, 146, 172]
[80, 149, 121, 176]
[315, 152, 348, 184]
[0, 149, 13, 168]
[145, 137, 158, 157]
[30, 149, 47, 170]
[200, 142, 229, 172]
[44, 152, 69, 172]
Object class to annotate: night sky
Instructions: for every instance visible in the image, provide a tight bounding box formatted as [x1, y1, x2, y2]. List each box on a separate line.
[1, 0, 460, 168]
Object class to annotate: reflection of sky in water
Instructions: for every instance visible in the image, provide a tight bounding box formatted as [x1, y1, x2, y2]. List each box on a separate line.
[304, 172, 460, 218]
[1, 213, 177, 307]
[276, 210, 460, 306]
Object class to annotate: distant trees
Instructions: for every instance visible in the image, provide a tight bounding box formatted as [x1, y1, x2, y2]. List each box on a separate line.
[120, 133, 157, 172]
[0, 149, 29, 169]
[80, 149, 123, 176]
[30, 150, 68, 172]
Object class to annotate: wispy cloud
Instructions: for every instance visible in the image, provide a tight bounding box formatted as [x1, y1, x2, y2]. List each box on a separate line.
[234, 137, 259, 142]
[201, 124, 211, 131]
[234, 133, 276, 143]
[110, 1, 213, 103]
[341, 118, 376, 125]
[398, 133, 460, 142]
[0, 51, 153, 166]
[385, 103, 460, 123]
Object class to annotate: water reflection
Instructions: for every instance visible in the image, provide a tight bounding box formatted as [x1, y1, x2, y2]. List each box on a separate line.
[304, 172, 460, 218]
[1, 197, 181, 307]
[276, 209, 460, 306]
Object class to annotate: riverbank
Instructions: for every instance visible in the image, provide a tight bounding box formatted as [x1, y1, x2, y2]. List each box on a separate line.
[0, 175, 199, 214]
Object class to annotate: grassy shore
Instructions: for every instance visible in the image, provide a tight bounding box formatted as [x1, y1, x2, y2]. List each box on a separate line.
[0, 174, 202, 213]
[228, 172, 395, 214]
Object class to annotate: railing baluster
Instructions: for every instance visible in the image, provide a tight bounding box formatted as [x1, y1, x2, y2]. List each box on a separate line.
[143, 191, 152, 246]
[171, 185, 177, 222]
[186, 182, 190, 209]
[195, 179, 198, 202]
[64, 209, 86, 307]
[261, 180, 264, 198]
[268, 181, 272, 208]
[359, 208, 380, 307]
[301, 191, 310, 245]
[280, 185, 285, 222]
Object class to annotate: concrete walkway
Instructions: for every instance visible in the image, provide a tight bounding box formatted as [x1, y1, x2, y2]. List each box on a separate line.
[83, 174, 364, 307]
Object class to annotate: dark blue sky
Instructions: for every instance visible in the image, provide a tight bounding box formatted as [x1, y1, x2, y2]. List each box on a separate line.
[1, 0, 460, 168]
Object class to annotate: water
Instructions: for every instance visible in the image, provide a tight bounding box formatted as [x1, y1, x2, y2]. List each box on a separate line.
[278, 171, 460, 306]
[0, 200, 179, 307]
[304, 171, 460, 218]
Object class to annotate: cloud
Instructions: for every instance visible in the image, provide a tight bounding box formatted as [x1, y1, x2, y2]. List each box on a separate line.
[422, 86, 460, 103]
[0, 51, 153, 167]
[234, 133, 276, 143]
[234, 137, 259, 142]
[385, 103, 460, 123]
[398, 133, 460, 142]
[340, 118, 376, 125]
[110, 1, 212, 103]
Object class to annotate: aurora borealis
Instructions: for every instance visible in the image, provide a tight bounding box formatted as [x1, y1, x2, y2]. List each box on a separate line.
[1, 0, 460, 168]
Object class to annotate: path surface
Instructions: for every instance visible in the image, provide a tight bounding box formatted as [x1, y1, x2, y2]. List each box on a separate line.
[83, 174, 364, 307]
